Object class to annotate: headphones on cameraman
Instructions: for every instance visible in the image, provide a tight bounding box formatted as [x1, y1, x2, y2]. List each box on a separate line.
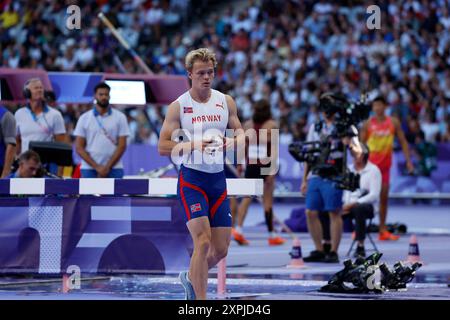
[23, 78, 44, 99]
[23, 83, 31, 99]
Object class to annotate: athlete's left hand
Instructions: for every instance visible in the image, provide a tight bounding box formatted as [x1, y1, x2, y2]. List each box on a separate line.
[221, 137, 235, 151]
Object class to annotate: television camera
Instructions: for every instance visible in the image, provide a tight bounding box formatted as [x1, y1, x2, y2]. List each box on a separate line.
[289, 92, 371, 191]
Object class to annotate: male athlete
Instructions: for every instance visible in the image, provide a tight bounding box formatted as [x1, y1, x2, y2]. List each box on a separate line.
[361, 96, 414, 241]
[158, 48, 244, 300]
[233, 99, 284, 246]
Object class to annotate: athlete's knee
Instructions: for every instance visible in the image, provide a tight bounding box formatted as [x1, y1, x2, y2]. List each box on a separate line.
[194, 232, 211, 255]
[211, 245, 228, 261]
[264, 176, 275, 188]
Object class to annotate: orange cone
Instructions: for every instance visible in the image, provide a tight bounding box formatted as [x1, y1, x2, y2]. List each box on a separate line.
[406, 234, 422, 263]
[287, 237, 305, 268]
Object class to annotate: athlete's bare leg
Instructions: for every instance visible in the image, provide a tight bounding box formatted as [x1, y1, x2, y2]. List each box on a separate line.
[263, 175, 275, 212]
[207, 227, 231, 268]
[186, 216, 211, 300]
[263, 175, 275, 232]
[237, 197, 252, 227]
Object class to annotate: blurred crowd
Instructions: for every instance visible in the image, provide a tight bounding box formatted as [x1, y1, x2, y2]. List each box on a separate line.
[1, 0, 450, 149]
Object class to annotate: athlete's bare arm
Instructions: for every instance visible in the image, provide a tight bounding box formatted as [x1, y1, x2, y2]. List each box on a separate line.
[243, 120, 252, 131]
[225, 95, 245, 149]
[158, 101, 184, 156]
[392, 117, 414, 172]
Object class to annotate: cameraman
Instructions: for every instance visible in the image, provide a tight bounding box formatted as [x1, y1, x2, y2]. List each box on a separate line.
[342, 144, 381, 258]
[301, 94, 362, 263]
[15, 78, 68, 155]
[8, 150, 41, 178]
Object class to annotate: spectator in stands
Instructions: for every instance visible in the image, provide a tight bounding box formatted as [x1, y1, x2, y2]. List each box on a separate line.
[231, 28, 250, 52]
[342, 144, 382, 258]
[0, 3, 19, 29]
[414, 131, 438, 177]
[442, 117, 450, 143]
[405, 115, 422, 145]
[145, 0, 164, 42]
[420, 110, 441, 143]
[55, 46, 77, 71]
[74, 82, 130, 178]
[8, 150, 41, 178]
[0, 105, 16, 178]
[75, 39, 95, 71]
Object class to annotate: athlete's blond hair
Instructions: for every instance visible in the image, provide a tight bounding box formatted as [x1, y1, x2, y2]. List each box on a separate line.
[185, 48, 217, 71]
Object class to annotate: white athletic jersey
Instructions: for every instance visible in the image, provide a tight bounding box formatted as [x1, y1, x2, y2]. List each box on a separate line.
[177, 89, 229, 173]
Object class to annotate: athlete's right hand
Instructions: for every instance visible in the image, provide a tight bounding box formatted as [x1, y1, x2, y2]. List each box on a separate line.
[300, 180, 308, 195]
[236, 164, 243, 176]
[191, 139, 215, 152]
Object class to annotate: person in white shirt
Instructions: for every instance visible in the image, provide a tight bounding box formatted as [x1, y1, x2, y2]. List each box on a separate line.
[15, 78, 68, 176]
[158, 48, 245, 300]
[342, 144, 382, 258]
[74, 82, 130, 178]
[15, 78, 67, 154]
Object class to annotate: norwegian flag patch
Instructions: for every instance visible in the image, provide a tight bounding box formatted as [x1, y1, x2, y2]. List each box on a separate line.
[190, 203, 202, 213]
[184, 107, 193, 113]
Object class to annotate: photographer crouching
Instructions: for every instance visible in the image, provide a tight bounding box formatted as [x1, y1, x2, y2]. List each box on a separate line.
[342, 143, 382, 258]
[294, 93, 368, 263]
[8, 150, 42, 178]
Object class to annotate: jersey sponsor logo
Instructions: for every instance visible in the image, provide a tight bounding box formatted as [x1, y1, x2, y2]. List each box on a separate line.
[191, 114, 221, 124]
[184, 107, 193, 113]
[190, 203, 202, 213]
[370, 128, 392, 136]
[216, 102, 224, 109]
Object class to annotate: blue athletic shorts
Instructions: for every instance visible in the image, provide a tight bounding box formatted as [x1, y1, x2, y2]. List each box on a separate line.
[177, 165, 232, 227]
[305, 176, 343, 212]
